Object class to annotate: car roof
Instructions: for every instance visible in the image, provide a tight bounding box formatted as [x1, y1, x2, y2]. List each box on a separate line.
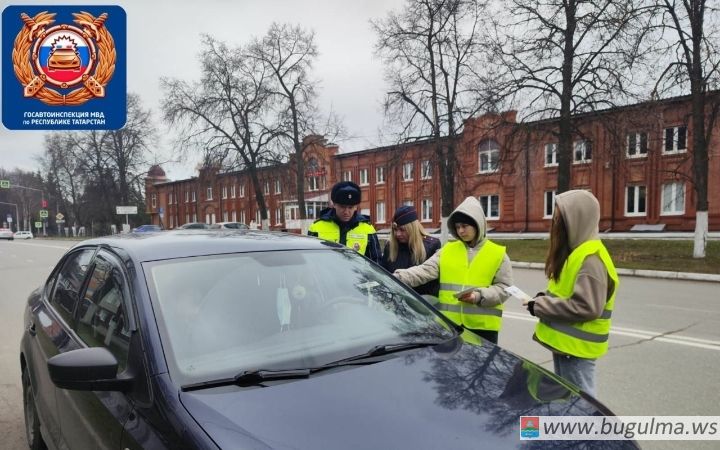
[74, 230, 343, 263]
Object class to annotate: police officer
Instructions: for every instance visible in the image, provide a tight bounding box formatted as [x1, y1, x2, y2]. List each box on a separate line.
[308, 181, 382, 264]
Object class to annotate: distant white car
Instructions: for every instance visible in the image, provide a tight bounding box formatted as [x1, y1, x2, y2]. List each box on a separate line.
[0, 228, 14, 240]
[209, 222, 249, 230]
[14, 230, 33, 240]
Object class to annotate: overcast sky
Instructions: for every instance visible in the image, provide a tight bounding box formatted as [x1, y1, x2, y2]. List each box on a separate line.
[1, 0, 405, 180]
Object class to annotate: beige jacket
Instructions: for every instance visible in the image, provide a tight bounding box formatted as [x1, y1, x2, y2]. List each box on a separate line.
[393, 196, 513, 306]
[533, 190, 615, 322]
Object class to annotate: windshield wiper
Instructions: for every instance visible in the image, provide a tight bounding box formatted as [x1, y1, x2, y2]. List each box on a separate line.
[182, 368, 310, 391]
[321, 342, 438, 368]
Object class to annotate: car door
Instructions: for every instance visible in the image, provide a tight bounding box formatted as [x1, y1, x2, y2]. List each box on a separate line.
[55, 249, 140, 450]
[26, 247, 95, 447]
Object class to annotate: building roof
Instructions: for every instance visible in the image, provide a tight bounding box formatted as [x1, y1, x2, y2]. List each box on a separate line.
[147, 165, 166, 177]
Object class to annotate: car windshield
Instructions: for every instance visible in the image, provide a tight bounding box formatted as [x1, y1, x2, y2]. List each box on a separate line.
[145, 249, 455, 386]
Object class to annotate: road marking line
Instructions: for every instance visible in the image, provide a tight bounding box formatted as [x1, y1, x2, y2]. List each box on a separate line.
[647, 304, 720, 315]
[503, 311, 720, 351]
[7, 242, 70, 250]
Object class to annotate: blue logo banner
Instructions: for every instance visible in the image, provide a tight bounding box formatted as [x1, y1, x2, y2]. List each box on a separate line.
[2, 5, 126, 130]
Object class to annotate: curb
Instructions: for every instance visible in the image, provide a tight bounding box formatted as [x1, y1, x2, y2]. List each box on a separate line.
[511, 262, 720, 283]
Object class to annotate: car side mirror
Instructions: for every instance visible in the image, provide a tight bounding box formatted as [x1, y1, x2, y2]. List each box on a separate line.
[47, 347, 134, 391]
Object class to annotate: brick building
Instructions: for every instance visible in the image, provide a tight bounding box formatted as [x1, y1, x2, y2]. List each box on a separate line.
[145, 93, 720, 233]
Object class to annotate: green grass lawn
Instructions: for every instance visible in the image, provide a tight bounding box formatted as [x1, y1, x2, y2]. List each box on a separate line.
[494, 239, 720, 274]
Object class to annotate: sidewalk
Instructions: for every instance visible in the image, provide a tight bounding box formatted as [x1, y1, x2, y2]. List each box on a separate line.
[512, 261, 720, 283]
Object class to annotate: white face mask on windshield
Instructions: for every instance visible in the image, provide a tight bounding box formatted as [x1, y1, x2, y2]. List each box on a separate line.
[276, 286, 291, 332]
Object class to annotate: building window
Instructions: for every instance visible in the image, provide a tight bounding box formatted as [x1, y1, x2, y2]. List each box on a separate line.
[223, 211, 229, 222]
[206, 186, 213, 200]
[627, 132, 648, 158]
[184, 191, 189, 203]
[192, 213, 197, 223]
[376, 201, 385, 223]
[544, 191, 557, 218]
[421, 198, 432, 222]
[192, 191, 196, 202]
[170, 215, 174, 228]
[403, 200, 414, 206]
[479, 195, 500, 219]
[574, 140, 592, 163]
[306, 158, 325, 193]
[661, 182, 685, 215]
[168, 192, 173, 205]
[359, 168, 369, 186]
[263, 181, 270, 195]
[232, 210, 237, 222]
[256, 210, 262, 224]
[664, 126, 687, 154]
[240, 210, 246, 224]
[625, 185, 647, 216]
[376, 166, 385, 184]
[275, 208, 282, 225]
[421, 160, 433, 179]
[343, 170, 352, 182]
[185, 213, 190, 224]
[478, 140, 500, 173]
[403, 162, 414, 181]
[151, 193, 156, 209]
[274, 179, 282, 194]
[307, 176, 320, 191]
[239, 184, 245, 198]
[222, 186, 228, 199]
[544, 143, 558, 167]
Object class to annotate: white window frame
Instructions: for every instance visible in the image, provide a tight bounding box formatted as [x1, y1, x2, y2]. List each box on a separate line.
[307, 176, 320, 191]
[343, 170, 352, 182]
[223, 211, 229, 222]
[544, 191, 557, 218]
[479, 194, 500, 220]
[421, 198, 432, 222]
[192, 213, 197, 223]
[151, 193, 157, 209]
[418, 160, 431, 180]
[275, 207, 283, 225]
[222, 186, 228, 199]
[573, 140, 592, 164]
[206, 186, 213, 200]
[168, 192, 173, 205]
[376, 166, 385, 184]
[274, 179, 282, 194]
[376, 201, 386, 223]
[263, 181, 270, 195]
[626, 132, 648, 158]
[663, 126, 687, 154]
[402, 162, 414, 181]
[184, 191, 189, 203]
[170, 215, 174, 228]
[239, 184, 245, 198]
[359, 168, 369, 186]
[544, 143, 558, 167]
[185, 213, 190, 224]
[191, 191, 196, 202]
[661, 182, 685, 215]
[230, 185, 236, 198]
[625, 185, 647, 216]
[232, 210, 237, 222]
[240, 210, 246, 224]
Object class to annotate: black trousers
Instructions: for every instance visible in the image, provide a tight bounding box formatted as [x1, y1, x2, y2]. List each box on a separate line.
[466, 328, 498, 344]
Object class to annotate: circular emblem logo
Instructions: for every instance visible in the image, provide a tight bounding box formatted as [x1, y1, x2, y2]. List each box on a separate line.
[33, 26, 96, 88]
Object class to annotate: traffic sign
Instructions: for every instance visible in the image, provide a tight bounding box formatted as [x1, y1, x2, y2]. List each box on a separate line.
[0, 180, 9, 188]
[41, 199, 48, 208]
[6, 214, 12, 223]
[56, 219, 65, 224]
[34, 221, 42, 229]
[39, 210, 49, 218]
[116, 206, 138, 215]
[56, 212, 64, 221]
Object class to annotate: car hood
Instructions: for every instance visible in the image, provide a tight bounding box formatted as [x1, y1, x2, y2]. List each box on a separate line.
[180, 339, 617, 450]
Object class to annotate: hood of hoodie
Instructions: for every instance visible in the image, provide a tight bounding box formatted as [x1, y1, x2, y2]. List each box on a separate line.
[555, 190, 600, 249]
[448, 196, 487, 243]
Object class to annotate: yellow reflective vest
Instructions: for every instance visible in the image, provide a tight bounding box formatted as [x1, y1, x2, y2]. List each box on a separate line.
[308, 219, 375, 255]
[437, 239, 506, 331]
[534, 240, 618, 359]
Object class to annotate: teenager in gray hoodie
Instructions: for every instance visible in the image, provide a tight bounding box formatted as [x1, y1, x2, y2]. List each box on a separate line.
[524, 190, 619, 397]
[393, 196, 513, 344]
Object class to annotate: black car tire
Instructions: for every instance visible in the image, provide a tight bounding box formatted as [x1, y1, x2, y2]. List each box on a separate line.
[22, 369, 47, 450]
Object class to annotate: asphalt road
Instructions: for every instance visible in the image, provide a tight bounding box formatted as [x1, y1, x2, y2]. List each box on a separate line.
[1, 239, 718, 449]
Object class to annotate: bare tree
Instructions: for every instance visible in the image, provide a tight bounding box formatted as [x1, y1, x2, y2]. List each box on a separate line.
[648, 0, 720, 258]
[372, 0, 489, 240]
[492, 0, 650, 193]
[248, 23, 321, 222]
[161, 35, 284, 230]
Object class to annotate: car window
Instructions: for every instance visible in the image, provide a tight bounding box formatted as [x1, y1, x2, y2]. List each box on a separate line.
[75, 252, 131, 371]
[51, 249, 95, 326]
[146, 249, 455, 386]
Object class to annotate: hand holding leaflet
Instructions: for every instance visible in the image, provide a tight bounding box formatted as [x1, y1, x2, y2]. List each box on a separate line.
[504, 285, 533, 305]
[453, 287, 476, 299]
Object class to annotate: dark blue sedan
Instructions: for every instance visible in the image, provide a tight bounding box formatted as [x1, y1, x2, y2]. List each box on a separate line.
[19, 231, 637, 449]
